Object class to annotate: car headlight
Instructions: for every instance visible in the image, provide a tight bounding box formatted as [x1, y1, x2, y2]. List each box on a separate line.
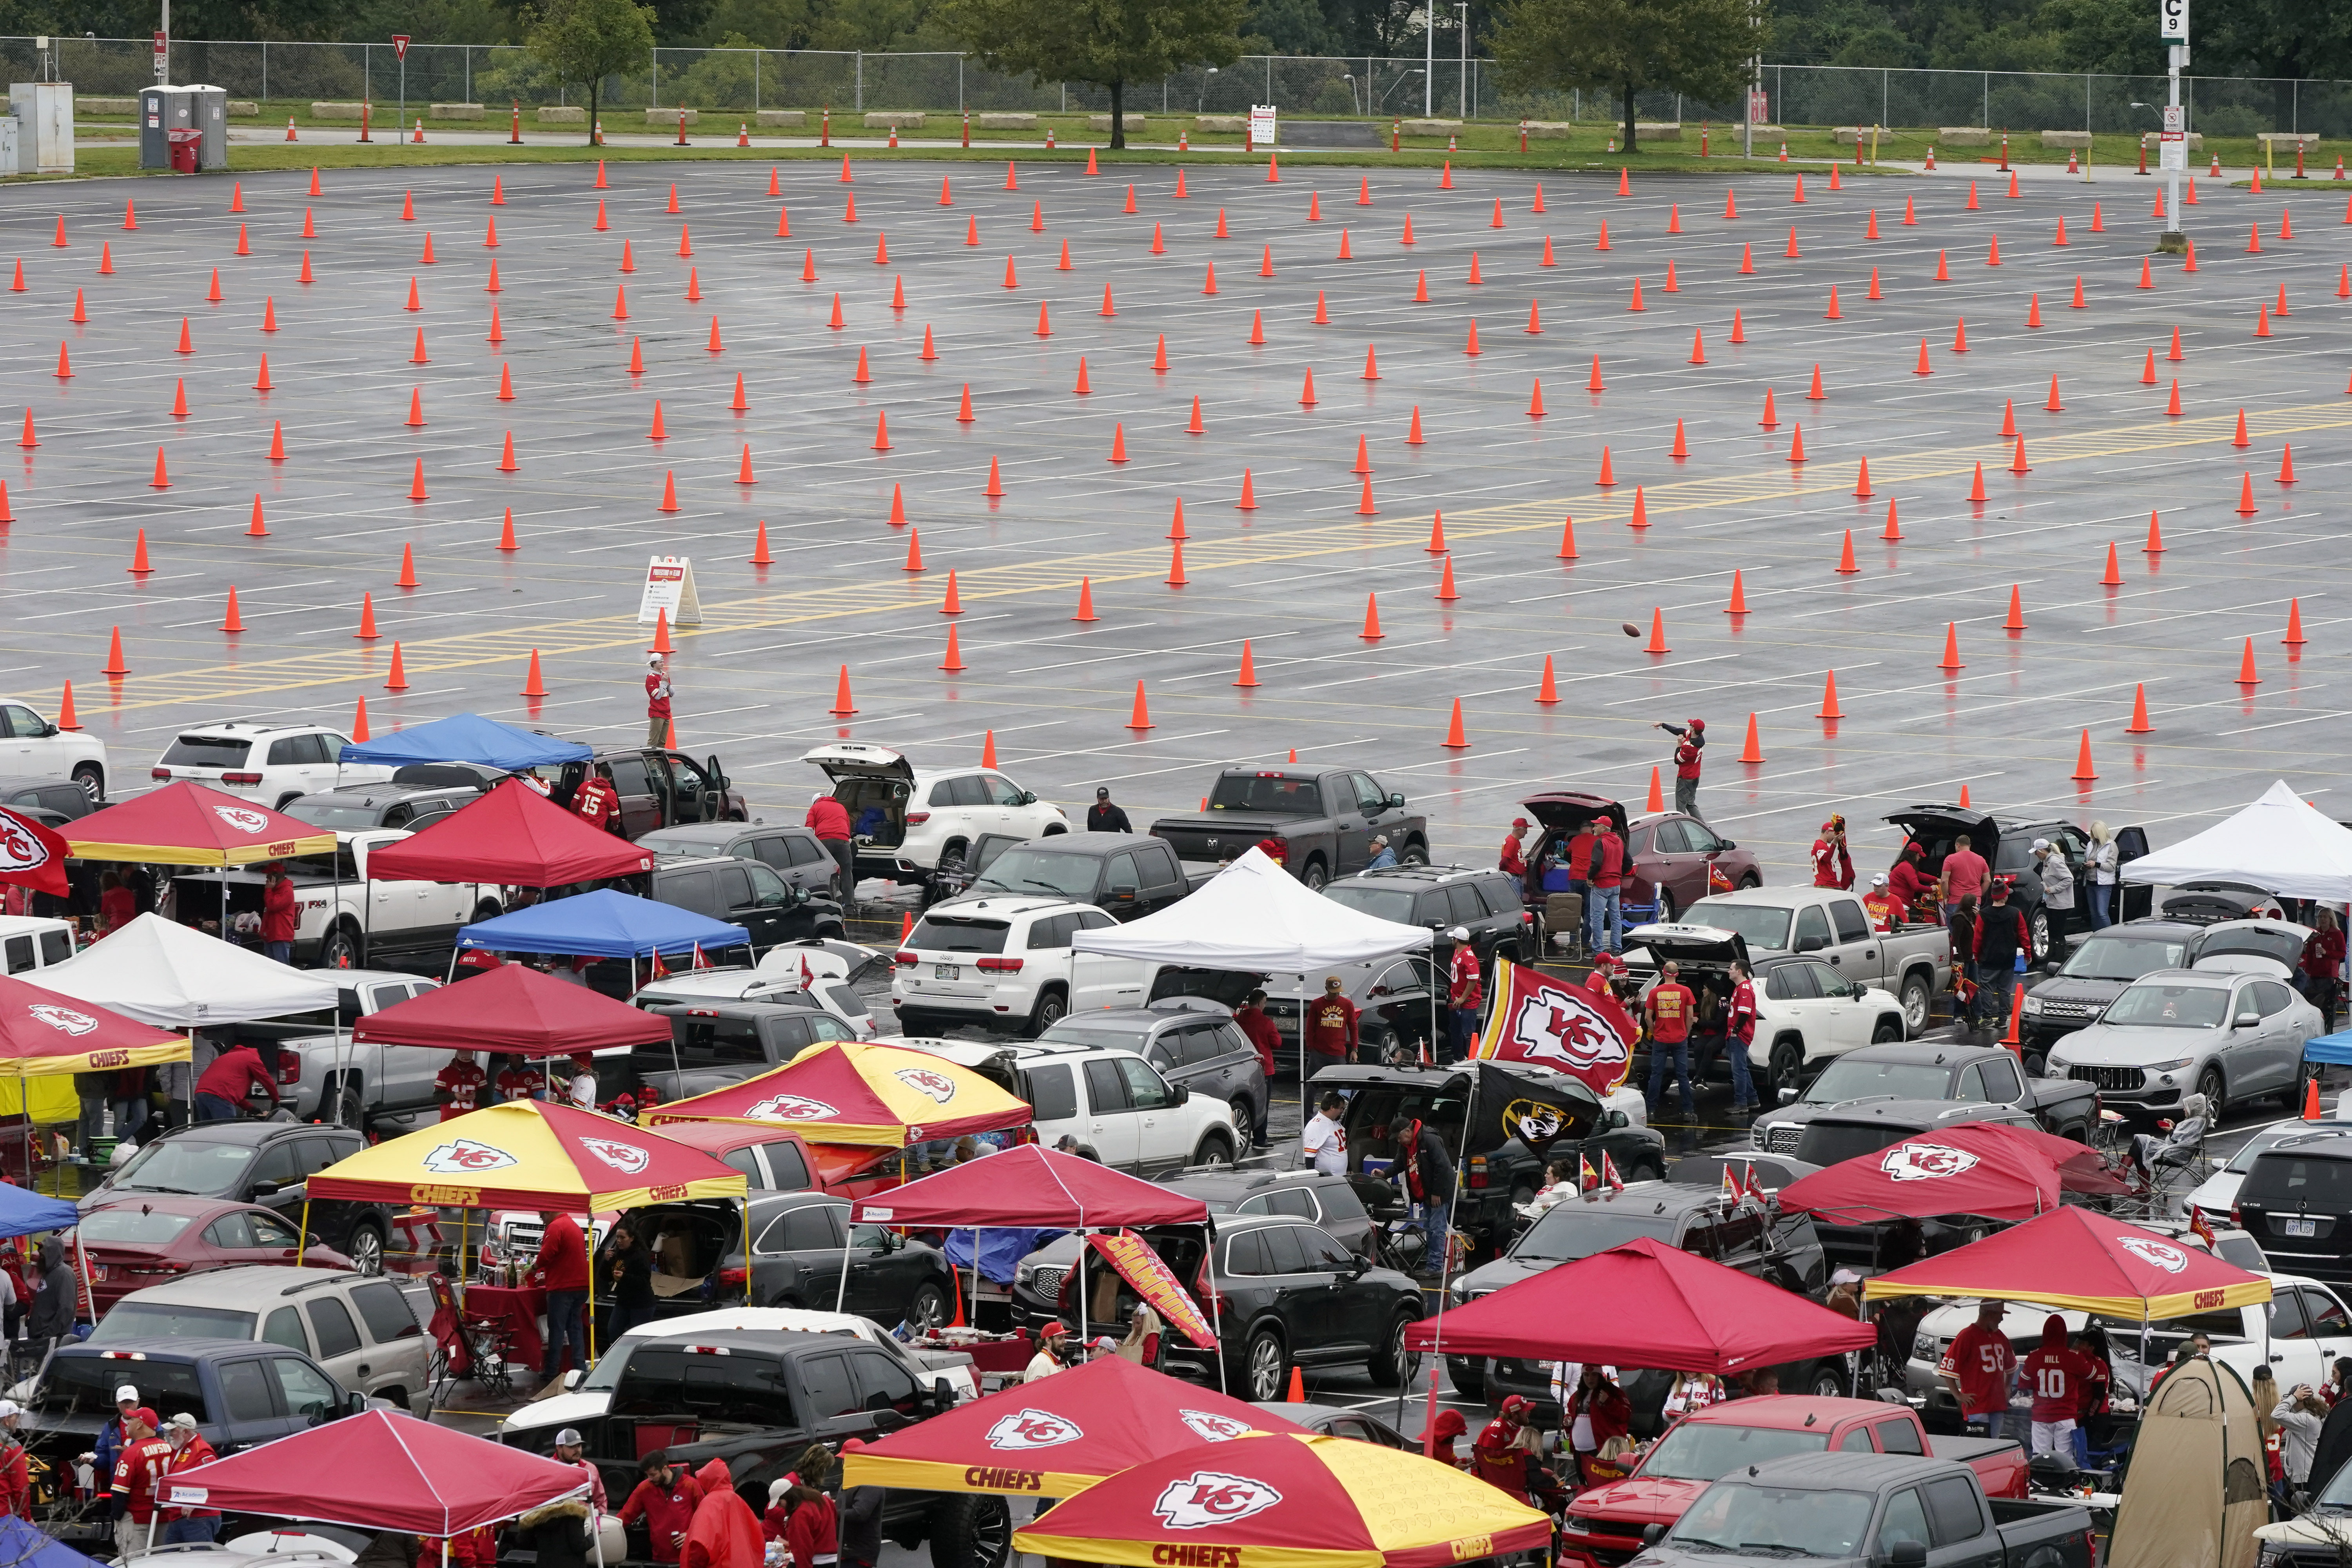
[2022, 995, 2044, 1015]
[2147, 1059, 2193, 1072]
[1914, 1334, 1937, 1358]
[1561, 1518, 1590, 1535]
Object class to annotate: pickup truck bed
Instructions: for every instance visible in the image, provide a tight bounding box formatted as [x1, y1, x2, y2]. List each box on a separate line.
[1149, 768, 1426, 890]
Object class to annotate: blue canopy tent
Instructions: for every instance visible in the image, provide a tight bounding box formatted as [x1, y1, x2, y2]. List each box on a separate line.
[456, 890, 748, 990]
[336, 713, 591, 772]
[0, 1183, 80, 1238]
[0, 1516, 107, 1568]
[2305, 1030, 2352, 1069]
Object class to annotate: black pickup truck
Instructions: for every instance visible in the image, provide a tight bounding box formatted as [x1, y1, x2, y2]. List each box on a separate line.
[1633, 1452, 2094, 1568]
[503, 1327, 1004, 1568]
[1150, 769, 1429, 891]
[1748, 1042, 2099, 1155]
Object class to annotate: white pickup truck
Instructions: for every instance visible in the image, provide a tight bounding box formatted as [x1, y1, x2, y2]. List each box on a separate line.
[1669, 886, 1953, 1036]
[224, 971, 452, 1132]
[164, 831, 505, 970]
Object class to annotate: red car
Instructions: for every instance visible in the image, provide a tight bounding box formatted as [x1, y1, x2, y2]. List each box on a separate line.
[75, 1196, 352, 1313]
[1520, 792, 1763, 922]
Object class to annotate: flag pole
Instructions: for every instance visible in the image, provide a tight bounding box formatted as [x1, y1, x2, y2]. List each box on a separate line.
[1419, 958, 1499, 1455]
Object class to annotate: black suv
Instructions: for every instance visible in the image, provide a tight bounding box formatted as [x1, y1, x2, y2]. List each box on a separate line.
[1319, 865, 1535, 971]
[2235, 1133, 2352, 1287]
[281, 782, 482, 832]
[1884, 806, 2151, 962]
[638, 822, 842, 899]
[646, 856, 847, 956]
[618, 1191, 956, 1330]
[0, 775, 98, 824]
[79, 1122, 395, 1274]
[1010, 1213, 1425, 1402]
[960, 831, 1196, 920]
[1445, 1181, 1829, 1415]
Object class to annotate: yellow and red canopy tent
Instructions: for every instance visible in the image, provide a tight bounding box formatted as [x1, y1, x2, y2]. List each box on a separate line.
[648, 1040, 1032, 1147]
[64, 781, 336, 866]
[1862, 1205, 2272, 1321]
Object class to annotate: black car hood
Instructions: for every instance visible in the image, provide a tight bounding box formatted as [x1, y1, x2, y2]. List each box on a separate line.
[1451, 1252, 1560, 1301]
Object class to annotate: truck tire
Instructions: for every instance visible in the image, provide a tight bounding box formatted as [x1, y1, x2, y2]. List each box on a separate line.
[470, 897, 505, 923]
[1399, 840, 1430, 866]
[329, 1080, 364, 1131]
[1871, 1017, 1904, 1044]
[1898, 972, 1932, 1036]
[1446, 1356, 1486, 1400]
[927, 1495, 1012, 1568]
[1298, 857, 1329, 891]
[1768, 1038, 1805, 1096]
[1806, 1363, 1848, 1399]
[321, 922, 363, 971]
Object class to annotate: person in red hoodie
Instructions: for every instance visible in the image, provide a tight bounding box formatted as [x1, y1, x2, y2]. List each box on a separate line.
[621, 1454, 704, 1566]
[1232, 991, 1279, 1149]
[804, 792, 855, 905]
[531, 1209, 590, 1382]
[259, 864, 298, 964]
[682, 1460, 762, 1568]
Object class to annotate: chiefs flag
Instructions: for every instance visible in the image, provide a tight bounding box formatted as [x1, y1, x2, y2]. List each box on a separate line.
[1088, 1232, 1218, 1350]
[1474, 955, 1639, 1097]
[0, 808, 71, 897]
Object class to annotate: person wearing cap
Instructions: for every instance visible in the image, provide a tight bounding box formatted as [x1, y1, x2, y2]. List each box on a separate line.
[1656, 717, 1707, 820]
[1445, 929, 1483, 1063]
[1973, 879, 2032, 1037]
[554, 1427, 608, 1517]
[1861, 872, 1907, 934]
[621, 1452, 706, 1566]
[1497, 818, 1529, 881]
[1644, 961, 1697, 1121]
[1024, 1323, 1069, 1381]
[1584, 816, 1627, 955]
[260, 862, 298, 965]
[767, 1479, 837, 1568]
[1939, 1301, 2020, 1441]
[1364, 835, 1397, 870]
[1303, 976, 1359, 1075]
[1888, 842, 1933, 912]
[91, 1386, 143, 1494]
[566, 1052, 598, 1111]
[803, 790, 855, 906]
[159, 1413, 221, 1543]
[107, 1407, 171, 1559]
[1810, 815, 1854, 891]
[0, 1402, 28, 1521]
[2032, 839, 2076, 926]
[646, 654, 674, 750]
[1083, 788, 1131, 834]
[531, 1207, 591, 1383]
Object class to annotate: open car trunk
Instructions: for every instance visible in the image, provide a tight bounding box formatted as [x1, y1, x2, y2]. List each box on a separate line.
[1883, 805, 2000, 871]
[802, 744, 914, 851]
[633, 1200, 744, 1305]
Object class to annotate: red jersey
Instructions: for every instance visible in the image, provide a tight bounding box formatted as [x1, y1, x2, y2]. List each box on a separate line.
[646, 672, 673, 721]
[1938, 1324, 2016, 1419]
[1233, 1007, 1281, 1076]
[110, 1435, 174, 1523]
[1646, 982, 1694, 1044]
[622, 1474, 706, 1565]
[1862, 891, 1905, 932]
[435, 1060, 488, 1121]
[574, 777, 621, 831]
[1498, 834, 1527, 878]
[1448, 947, 1483, 1011]
[2020, 1346, 2097, 1423]
[1304, 995, 1359, 1058]
[1726, 979, 1758, 1045]
[1674, 739, 1702, 780]
[1811, 838, 1854, 890]
[495, 1065, 543, 1103]
[163, 1436, 220, 1519]
[0, 1437, 27, 1521]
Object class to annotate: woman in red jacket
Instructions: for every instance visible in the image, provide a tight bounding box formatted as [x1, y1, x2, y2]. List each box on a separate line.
[766, 1483, 837, 1568]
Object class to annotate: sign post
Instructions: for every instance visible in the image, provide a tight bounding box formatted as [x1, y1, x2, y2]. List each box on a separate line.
[2158, 0, 2188, 250]
[1247, 104, 1276, 152]
[637, 557, 704, 628]
[392, 34, 410, 138]
[151, 27, 168, 82]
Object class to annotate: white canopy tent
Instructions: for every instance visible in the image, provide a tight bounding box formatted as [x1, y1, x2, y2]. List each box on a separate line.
[2121, 780, 2352, 902]
[40, 913, 339, 1027]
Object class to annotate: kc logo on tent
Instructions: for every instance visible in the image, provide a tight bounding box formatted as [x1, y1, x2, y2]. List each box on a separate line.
[2118, 1236, 2190, 1273]
[581, 1137, 651, 1174]
[27, 1004, 96, 1036]
[211, 806, 272, 835]
[1153, 1473, 1283, 1530]
[1880, 1142, 1979, 1182]
[893, 1066, 959, 1105]
[746, 1094, 840, 1123]
[985, 1409, 1083, 1450]
[423, 1138, 519, 1174]
[1177, 1410, 1254, 1443]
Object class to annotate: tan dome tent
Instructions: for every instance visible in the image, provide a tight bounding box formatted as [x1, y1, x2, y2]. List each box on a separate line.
[2109, 1356, 2267, 1568]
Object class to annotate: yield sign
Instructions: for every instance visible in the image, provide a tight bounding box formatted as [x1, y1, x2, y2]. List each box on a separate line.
[391, 33, 411, 58]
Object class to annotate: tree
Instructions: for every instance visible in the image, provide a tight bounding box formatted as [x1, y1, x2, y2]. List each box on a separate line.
[937, 0, 1247, 148]
[525, 0, 654, 143]
[1489, 0, 1765, 153]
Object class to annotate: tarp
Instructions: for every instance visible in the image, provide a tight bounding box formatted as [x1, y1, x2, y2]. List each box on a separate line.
[2108, 1356, 2267, 1568]
[352, 963, 671, 1056]
[2121, 779, 2352, 901]
[647, 1040, 1033, 1146]
[1777, 1121, 2127, 1225]
[65, 781, 335, 867]
[843, 1354, 1306, 1498]
[368, 779, 653, 888]
[0, 974, 189, 1076]
[0, 1515, 107, 1568]
[1403, 1235, 1876, 1373]
[163, 1408, 589, 1535]
[1862, 1206, 2274, 1319]
[1010, 1430, 1553, 1568]
[457, 888, 744, 960]
[39, 913, 338, 1028]
[1069, 847, 1432, 970]
[0, 1181, 80, 1238]
[338, 714, 591, 771]
[306, 1099, 748, 1213]
[2305, 1029, 2352, 1068]
[944, 1226, 1063, 1286]
[850, 1145, 1209, 1230]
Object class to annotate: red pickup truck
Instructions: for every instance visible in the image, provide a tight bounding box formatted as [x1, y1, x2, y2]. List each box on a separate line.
[1558, 1396, 2027, 1568]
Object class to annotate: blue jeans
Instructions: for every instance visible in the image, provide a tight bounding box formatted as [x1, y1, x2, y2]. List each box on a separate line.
[1423, 1205, 1449, 1273]
[542, 1287, 588, 1377]
[1648, 1036, 1694, 1115]
[1726, 1038, 1756, 1108]
[2087, 884, 2113, 929]
[1587, 887, 1621, 953]
[195, 1093, 241, 1123]
[265, 940, 292, 964]
[1446, 1007, 1478, 1063]
[163, 1519, 220, 1545]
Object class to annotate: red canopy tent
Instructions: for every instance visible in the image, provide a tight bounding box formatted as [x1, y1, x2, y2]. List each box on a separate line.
[365, 778, 653, 886]
[0, 975, 187, 1075]
[163, 1408, 588, 1536]
[66, 780, 334, 865]
[351, 962, 671, 1056]
[849, 1144, 1210, 1230]
[1777, 1121, 2125, 1225]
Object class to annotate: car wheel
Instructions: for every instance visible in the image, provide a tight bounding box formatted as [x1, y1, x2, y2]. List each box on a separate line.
[1769, 1040, 1804, 1095]
[1191, 1131, 1236, 1169]
[2029, 908, 2052, 964]
[1871, 1017, 1904, 1044]
[1244, 1328, 1289, 1402]
[1657, 889, 1677, 923]
[1399, 841, 1430, 866]
[1739, 873, 1762, 890]
[1898, 973, 1931, 1036]
[470, 898, 505, 924]
[1367, 1312, 1420, 1388]
[2197, 1064, 2226, 1115]
[379, 1386, 411, 1410]
[1809, 1364, 1847, 1399]
[321, 924, 362, 971]
[2024, 1051, 2048, 1080]
[927, 1494, 1012, 1568]
[1227, 1097, 1256, 1151]
[1040, 823, 1067, 837]
[345, 1221, 386, 1277]
[330, 1082, 365, 1131]
[1298, 858, 1329, 892]
[907, 1283, 950, 1333]
[71, 764, 103, 803]
[1025, 987, 1068, 1038]
[1446, 1357, 1486, 1400]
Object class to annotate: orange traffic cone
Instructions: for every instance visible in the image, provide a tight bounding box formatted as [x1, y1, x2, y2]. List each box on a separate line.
[2285, 599, 2308, 646]
[830, 666, 858, 715]
[1644, 609, 1669, 653]
[2306, 1078, 2325, 1120]
[1817, 671, 1844, 720]
[2236, 638, 2261, 685]
[1126, 682, 1153, 730]
[101, 629, 128, 677]
[221, 588, 245, 633]
[1535, 657, 1558, 705]
[1646, 769, 1665, 814]
[1440, 700, 1469, 750]
[1361, 593, 1385, 640]
[354, 593, 380, 641]
[2125, 684, 2153, 734]
[1234, 642, 1259, 688]
[1739, 713, 1764, 764]
[1939, 623, 1964, 671]
[56, 682, 77, 730]
[2071, 730, 2098, 781]
[520, 649, 547, 698]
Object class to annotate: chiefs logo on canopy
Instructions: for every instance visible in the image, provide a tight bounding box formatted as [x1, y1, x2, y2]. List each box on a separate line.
[893, 1067, 958, 1105]
[423, 1138, 520, 1175]
[27, 1004, 96, 1036]
[211, 806, 272, 835]
[985, 1410, 1084, 1451]
[581, 1137, 651, 1174]
[746, 1094, 840, 1122]
[2118, 1235, 2190, 1273]
[1880, 1142, 1979, 1182]
[1152, 1473, 1283, 1530]
[1176, 1411, 1254, 1443]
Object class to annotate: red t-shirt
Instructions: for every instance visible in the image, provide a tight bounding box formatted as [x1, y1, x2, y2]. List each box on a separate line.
[1942, 848, 1990, 904]
[1939, 1324, 2016, 1418]
[2019, 1346, 2097, 1423]
[1305, 995, 1359, 1057]
[1449, 947, 1483, 1010]
[1646, 982, 1695, 1044]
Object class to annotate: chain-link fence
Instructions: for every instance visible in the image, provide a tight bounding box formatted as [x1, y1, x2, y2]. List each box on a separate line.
[6, 38, 2350, 137]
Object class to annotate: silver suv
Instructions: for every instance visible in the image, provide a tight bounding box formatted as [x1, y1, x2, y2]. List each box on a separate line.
[80, 1265, 433, 1409]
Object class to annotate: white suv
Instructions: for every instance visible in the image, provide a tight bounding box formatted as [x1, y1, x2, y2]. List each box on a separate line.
[882, 1035, 1241, 1174]
[890, 896, 1151, 1036]
[0, 697, 108, 801]
[801, 743, 1069, 887]
[152, 723, 390, 808]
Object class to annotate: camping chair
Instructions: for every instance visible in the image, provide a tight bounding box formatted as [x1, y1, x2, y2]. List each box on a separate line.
[425, 1273, 521, 1403]
[2116, 1098, 2211, 1218]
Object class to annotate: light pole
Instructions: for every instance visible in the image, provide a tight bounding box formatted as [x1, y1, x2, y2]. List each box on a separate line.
[1197, 65, 1217, 113]
[1455, 1, 1468, 120]
[1342, 72, 1357, 116]
[2156, 0, 2188, 250]
[1381, 68, 1424, 113]
[1424, 2, 1433, 116]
